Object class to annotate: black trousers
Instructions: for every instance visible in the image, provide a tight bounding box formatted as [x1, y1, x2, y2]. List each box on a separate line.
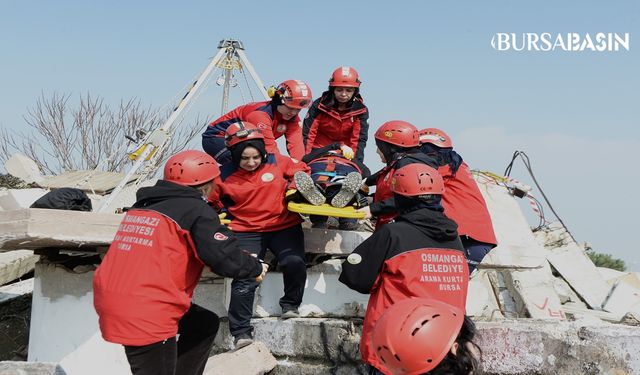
[228, 224, 307, 337]
[124, 304, 219, 375]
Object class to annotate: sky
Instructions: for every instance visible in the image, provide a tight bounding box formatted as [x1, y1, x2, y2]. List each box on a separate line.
[1, 1, 638, 270]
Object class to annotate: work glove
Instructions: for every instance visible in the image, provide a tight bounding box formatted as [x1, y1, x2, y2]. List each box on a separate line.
[340, 145, 354, 160]
[218, 212, 231, 225]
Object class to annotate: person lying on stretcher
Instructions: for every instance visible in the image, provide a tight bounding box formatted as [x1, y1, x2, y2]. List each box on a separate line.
[286, 143, 371, 230]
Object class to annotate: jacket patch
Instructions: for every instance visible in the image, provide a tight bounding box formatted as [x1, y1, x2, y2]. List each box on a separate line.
[261, 173, 275, 182]
[213, 232, 228, 241]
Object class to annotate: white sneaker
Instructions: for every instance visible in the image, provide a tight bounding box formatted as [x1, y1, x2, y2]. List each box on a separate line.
[331, 172, 362, 208]
[294, 171, 325, 206]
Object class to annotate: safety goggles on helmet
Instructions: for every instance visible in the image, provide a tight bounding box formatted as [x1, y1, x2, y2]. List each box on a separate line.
[225, 121, 264, 148]
[273, 79, 312, 109]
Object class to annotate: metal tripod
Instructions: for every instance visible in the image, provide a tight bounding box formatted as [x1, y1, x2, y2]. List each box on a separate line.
[98, 39, 269, 212]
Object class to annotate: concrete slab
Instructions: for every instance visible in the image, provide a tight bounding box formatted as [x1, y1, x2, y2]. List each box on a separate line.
[0, 361, 64, 375]
[617, 272, 640, 290]
[503, 265, 567, 320]
[0, 250, 39, 285]
[552, 275, 587, 306]
[0, 209, 122, 252]
[478, 320, 640, 375]
[194, 260, 369, 318]
[467, 269, 502, 319]
[602, 281, 640, 319]
[37, 170, 139, 195]
[4, 153, 44, 184]
[0, 188, 48, 210]
[0, 278, 34, 304]
[598, 267, 627, 285]
[563, 302, 624, 323]
[477, 181, 548, 268]
[547, 243, 610, 309]
[303, 228, 370, 254]
[28, 262, 132, 375]
[204, 341, 276, 375]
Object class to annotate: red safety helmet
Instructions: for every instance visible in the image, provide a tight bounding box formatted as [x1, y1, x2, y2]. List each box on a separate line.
[225, 121, 264, 148]
[164, 150, 220, 186]
[277, 79, 312, 109]
[374, 121, 420, 148]
[329, 66, 361, 88]
[372, 298, 464, 375]
[392, 163, 444, 196]
[419, 128, 453, 148]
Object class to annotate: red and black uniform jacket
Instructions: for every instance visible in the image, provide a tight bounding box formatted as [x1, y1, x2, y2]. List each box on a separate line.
[93, 180, 262, 346]
[440, 162, 497, 245]
[203, 101, 304, 160]
[339, 208, 468, 370]
[216, 154, 309, 232]
[303, 92, 369, 162]
[366, 152, 437, 229]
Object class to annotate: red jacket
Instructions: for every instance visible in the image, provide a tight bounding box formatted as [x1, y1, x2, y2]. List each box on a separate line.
[339, 208, 468, 370]
[440, 162, 497, 245]
[93, 181, 262, 346]
[217, 154, 309, 232]
[303, 92, 369, 162]
[203, 101, 304, 160]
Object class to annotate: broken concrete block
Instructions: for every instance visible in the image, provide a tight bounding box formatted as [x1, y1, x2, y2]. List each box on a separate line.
[0, 250, 39, 285]
[0, 361, 64, 375]
[4, 153, 44, 184]
[547, 242, 610, 309]
[38, 170, 139, 195]
[193, 260, 370, 318]
[617, 272, 640, 290]
[563, 302, 620, 323]
[0, 208, 122, 252]
[0, 278, 33, 304]
[467, 270, 502, 319]
[477, 182, 548, 269]
[598, 266, 627, 285]
[303, 228, 370, 254]
[203, 341, 276, 375]
[602, 281, 640, 319]
[0, 188, 48, 210]
[503, 264, 567, 320]
[552, 275, 586, 306]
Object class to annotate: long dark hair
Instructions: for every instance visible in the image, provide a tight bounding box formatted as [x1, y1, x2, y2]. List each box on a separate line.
[427, 316, 482, 375]
[229, 139, 268, 167]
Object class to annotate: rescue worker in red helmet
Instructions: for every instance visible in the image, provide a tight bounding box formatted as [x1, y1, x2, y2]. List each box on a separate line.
[420, 128, 497, 273]
[340, 163, 472, 374]
[202, 79, 312, 163]
[371, 298, 481, 375]
[93, 150, 267, 375]
[214, 121, 310, 349]
[303, 66, 369, 163]
[360, 120, 438, 230]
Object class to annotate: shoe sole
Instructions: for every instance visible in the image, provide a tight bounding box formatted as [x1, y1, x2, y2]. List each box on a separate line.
[234, 338, 253, 350]
[294, 171, 325, 206]
[331, 172, 362, 208]
[280, 312, 299, 319]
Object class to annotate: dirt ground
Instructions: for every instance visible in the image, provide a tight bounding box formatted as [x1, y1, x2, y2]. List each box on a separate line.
[0, 293, 31, 361]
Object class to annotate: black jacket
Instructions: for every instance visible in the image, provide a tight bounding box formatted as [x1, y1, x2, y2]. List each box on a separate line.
[133, 180, 262, 278]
